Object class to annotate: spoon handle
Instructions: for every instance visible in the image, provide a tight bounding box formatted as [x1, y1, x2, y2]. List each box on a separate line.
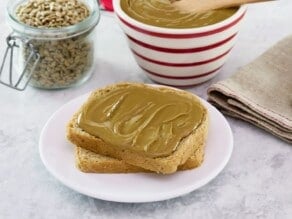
[172, 0, 275, 13]
[211, 0, 275, 9]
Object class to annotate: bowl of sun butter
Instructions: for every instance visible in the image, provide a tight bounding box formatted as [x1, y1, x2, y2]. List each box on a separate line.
[113, 0, 247, 86]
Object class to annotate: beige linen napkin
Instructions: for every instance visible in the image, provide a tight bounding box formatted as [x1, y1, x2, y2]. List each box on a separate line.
[208, 35, 292, 143]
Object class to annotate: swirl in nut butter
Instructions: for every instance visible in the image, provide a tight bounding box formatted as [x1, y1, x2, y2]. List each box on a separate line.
[77, 85, 205, 158]
[121, 0, 237, 28]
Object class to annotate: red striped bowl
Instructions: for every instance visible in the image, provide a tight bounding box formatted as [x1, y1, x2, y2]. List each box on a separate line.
[113, 0, 247, 86]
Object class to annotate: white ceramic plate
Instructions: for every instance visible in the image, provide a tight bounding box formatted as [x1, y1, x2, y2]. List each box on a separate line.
[39, 90, 233, 203]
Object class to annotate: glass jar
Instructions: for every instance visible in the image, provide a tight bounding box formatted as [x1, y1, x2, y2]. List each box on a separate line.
[4, 0, 100, 90]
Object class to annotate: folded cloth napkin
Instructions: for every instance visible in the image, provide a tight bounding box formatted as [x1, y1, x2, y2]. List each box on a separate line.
[208, 35, 292, 143]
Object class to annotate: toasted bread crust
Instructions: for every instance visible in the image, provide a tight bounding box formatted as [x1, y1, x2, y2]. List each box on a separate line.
[67, 83, 208, 174]
[75, 145, 205, 173]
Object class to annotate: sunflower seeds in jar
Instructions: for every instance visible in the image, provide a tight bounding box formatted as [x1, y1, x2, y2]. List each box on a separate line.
[6, 0, 100, 89]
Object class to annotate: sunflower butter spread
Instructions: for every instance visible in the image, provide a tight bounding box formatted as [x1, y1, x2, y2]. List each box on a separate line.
[77, 84, 205, 158]
[121, 0, 237, 28]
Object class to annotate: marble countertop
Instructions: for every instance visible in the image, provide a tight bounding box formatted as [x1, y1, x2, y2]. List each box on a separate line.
[0, 0, 291, 218]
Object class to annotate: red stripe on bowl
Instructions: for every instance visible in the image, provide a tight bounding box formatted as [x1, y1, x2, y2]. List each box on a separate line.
[133, 49, 231, 67]
[149, 80, 210, 88]
[118, 11, 246, 39]
[128, 33, 237, 53]
[140, 65, 223, 79]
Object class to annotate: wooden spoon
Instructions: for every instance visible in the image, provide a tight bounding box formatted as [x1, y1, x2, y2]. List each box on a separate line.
[170, 0, 275, 13]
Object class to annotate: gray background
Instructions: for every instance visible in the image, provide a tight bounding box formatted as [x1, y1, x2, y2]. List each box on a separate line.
[0, 0, 291, 218]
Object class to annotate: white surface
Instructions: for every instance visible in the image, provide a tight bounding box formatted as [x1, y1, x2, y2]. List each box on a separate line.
[39, 92, 233, 203]
[0, 0, 292, 218]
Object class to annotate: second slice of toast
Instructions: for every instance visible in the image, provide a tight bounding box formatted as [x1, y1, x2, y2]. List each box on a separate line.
[75, 145, 205, 173]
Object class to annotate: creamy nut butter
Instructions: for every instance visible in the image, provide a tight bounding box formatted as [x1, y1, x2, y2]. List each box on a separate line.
[121, 0, 237, 28]
[77, 85, 205, 158]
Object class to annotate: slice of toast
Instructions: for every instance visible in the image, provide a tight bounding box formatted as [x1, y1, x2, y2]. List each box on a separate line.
[75, 144, 205, 173]
[67, 83, 208, 174]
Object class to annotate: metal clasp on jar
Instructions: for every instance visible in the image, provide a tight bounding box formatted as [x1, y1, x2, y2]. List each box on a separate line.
[0, 33, 40, 91]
